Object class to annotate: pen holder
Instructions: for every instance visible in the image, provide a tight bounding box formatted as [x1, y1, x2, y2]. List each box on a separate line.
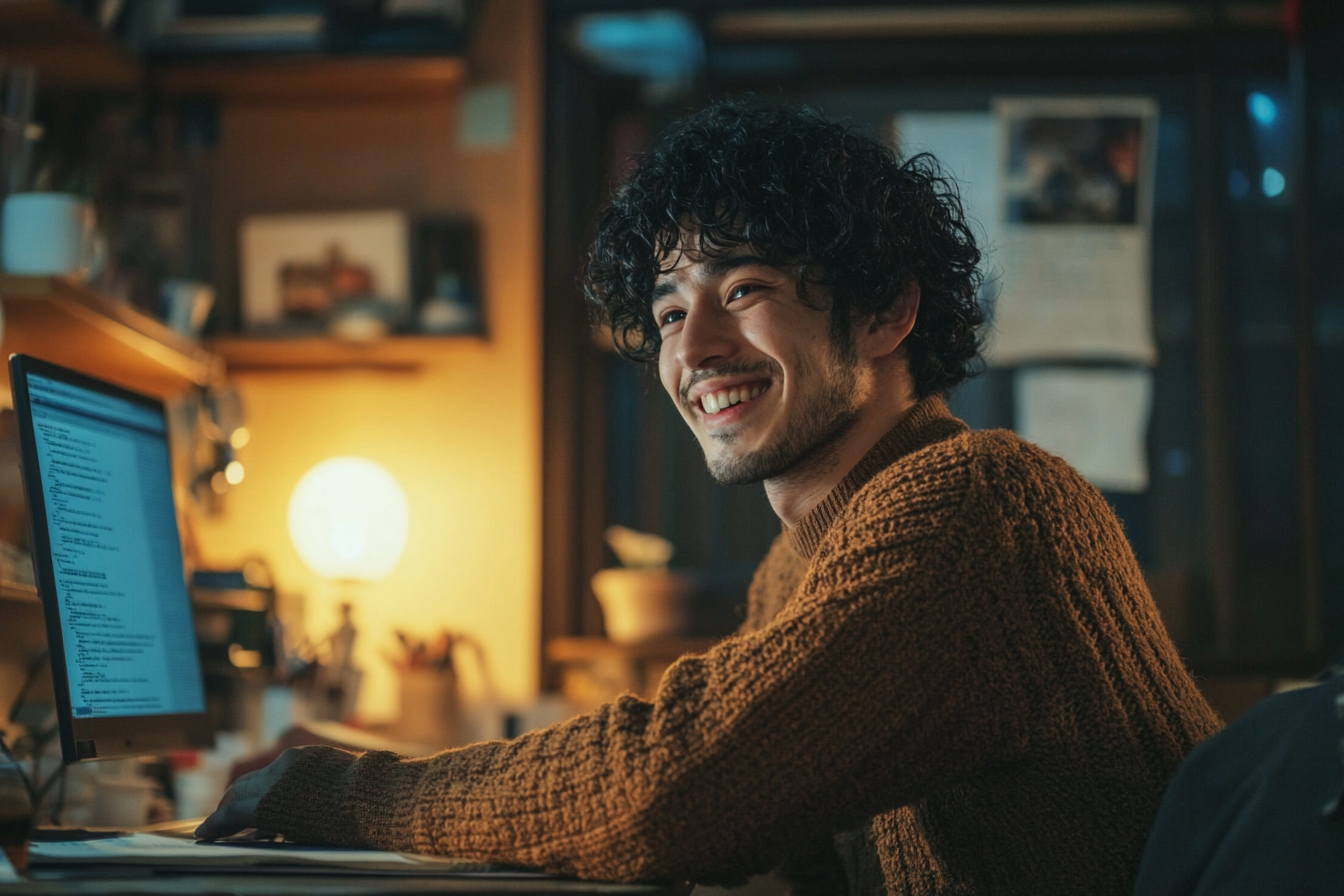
[396, 668, 461, 748]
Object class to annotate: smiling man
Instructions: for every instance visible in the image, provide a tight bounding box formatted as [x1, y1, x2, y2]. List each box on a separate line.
[200, 102, 1222, 896]
[651, 246, 909, 525]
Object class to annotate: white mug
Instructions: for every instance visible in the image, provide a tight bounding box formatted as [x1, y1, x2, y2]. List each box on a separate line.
[1, 192, 101, 278]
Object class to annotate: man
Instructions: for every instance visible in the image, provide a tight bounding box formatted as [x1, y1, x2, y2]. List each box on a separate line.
[200, 102, 1221, 895]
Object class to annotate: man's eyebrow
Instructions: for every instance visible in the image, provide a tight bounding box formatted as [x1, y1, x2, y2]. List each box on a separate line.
[650, 254, 776, 304]
[704, 254, 774, 278]
[651, 279, 680, 304]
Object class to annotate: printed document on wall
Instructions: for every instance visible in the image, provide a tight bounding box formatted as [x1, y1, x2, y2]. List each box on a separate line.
[1015, 367, 1152, 493]
[892, 112, 1002, 287]
[989, 97, 1160, 365]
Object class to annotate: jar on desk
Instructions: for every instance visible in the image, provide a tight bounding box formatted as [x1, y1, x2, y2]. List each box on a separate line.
[396, 668, 461, 748]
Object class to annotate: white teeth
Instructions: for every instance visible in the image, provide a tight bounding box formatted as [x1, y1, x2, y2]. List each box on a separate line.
[700, 384, 764, 414]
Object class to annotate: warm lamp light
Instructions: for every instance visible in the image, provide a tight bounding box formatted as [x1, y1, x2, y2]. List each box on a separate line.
[288, 457, 410, 582]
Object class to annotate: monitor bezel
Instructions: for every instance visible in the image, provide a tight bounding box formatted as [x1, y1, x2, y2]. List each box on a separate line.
[8, 354, 213, 764]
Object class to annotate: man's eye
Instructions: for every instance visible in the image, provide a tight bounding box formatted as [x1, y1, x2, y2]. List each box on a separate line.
[727, 283, 757, 302]
[658, 309, 685, 327]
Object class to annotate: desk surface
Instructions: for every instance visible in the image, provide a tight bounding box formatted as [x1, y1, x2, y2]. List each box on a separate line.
[3, 869, 686, 895]
[8, 825, 688, 895]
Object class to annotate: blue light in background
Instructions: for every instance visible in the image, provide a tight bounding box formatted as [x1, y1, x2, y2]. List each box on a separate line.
[1163, 448, 1191, 478]
[1228, 169, 1250, 199]
[1262, 167, 1286, 197]
[572, 11, 705, 81]
[1247, 92, 1278, 127]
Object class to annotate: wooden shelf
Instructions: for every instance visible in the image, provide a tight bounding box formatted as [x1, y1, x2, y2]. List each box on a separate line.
[153, 54, 466, 103]
[0, 581, 38, 605]
[207, 333, 483, 372]
[0, 276, 222, 401]
[0, 581, 265, 610]
[0, 4, 466, 101]
[0, 1, 141, 92]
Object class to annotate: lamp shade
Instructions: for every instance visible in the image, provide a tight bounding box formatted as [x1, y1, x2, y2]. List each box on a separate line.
[288, 457, 409, 582]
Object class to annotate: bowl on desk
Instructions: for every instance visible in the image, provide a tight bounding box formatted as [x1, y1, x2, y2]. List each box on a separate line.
[591, 568, 696, 645]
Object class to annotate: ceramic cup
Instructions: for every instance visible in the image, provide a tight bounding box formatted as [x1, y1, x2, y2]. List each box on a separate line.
[591, 568, 696, 644]
[1, 192, 100, 278]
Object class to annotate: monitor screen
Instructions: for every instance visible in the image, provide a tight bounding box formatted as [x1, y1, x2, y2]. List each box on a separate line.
[9, 355, 212, 763]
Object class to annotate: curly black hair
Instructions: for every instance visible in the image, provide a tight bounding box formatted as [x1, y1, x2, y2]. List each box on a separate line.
[584, 100, 987, 397]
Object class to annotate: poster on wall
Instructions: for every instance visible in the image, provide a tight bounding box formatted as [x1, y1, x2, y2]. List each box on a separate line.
[987, 96, 1160, 366]
[1015, 366, 1153, 493]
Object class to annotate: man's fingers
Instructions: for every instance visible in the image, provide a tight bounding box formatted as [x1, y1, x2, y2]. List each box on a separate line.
[195, 806, 244, 841]
[195, 778, 255, 840]
[193, 749, 306, 841]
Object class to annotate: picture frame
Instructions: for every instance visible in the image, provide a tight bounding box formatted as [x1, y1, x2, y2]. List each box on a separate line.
[998, 97, 1156, 228]
[410, 217, 485, 337]
[239, 210, 411, 334]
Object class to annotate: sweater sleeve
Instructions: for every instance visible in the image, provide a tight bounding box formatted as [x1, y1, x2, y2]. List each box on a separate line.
[257, 447, 1034, 883]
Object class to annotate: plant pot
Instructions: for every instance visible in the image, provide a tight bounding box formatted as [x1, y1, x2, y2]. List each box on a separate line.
[591, 568, 696, 644]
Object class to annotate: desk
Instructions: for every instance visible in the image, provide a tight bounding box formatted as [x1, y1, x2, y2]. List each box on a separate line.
[546, 638, 720, 705]
[2, 834, 687, 896]
[2, 869, 686, 895]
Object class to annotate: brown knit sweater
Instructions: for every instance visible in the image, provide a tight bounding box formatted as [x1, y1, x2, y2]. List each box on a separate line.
[257, 396, 1222, 894]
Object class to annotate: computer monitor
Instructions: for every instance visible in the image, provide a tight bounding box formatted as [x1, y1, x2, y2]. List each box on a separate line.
[8, 354, 212, 763]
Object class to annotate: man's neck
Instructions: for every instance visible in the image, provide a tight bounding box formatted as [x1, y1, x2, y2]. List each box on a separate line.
[763, 395, 918, 527]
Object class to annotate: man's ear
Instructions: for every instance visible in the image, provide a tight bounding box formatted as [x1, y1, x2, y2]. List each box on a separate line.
[857, 279, 920, 360]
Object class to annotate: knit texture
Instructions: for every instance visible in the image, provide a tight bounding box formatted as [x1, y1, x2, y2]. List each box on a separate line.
[257, 396, 1222, 894]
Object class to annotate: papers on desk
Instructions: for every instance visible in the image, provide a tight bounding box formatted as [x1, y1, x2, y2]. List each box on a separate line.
[29, 832, 541, 878]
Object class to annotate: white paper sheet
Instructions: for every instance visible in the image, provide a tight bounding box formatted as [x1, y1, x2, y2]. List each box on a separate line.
[1015, 367, 1152, 492]
[29, 831, 528, 876]
[892, 111, 1002, 276]
[989, 97, 1159, 366]
[993, 224, 1155, 363]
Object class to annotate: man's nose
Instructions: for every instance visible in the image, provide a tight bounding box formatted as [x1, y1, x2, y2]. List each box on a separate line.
[675, 304, 736, 370]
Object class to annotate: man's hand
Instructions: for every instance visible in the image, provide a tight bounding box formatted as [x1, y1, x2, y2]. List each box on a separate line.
[195, 747, 306, 840]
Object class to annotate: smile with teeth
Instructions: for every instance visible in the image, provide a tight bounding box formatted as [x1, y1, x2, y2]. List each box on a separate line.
[700, 383, 766, 415]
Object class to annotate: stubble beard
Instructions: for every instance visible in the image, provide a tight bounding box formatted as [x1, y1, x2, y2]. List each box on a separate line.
[701, 342, 861, 486]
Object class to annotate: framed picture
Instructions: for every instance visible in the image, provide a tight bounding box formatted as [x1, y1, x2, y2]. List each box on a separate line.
[239, 211, 410, 333]
[410, 217, 485, 336]
[999, 98, 1155, 227]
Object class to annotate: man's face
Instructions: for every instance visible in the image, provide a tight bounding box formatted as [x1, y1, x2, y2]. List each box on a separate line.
[651, 246, 862, 485]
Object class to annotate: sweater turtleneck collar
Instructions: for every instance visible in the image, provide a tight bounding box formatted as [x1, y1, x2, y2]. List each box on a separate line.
[785, 394, 968, 559]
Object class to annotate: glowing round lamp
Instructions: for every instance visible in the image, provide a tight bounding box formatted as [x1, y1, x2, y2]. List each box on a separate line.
[288, 457, 410, 582]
